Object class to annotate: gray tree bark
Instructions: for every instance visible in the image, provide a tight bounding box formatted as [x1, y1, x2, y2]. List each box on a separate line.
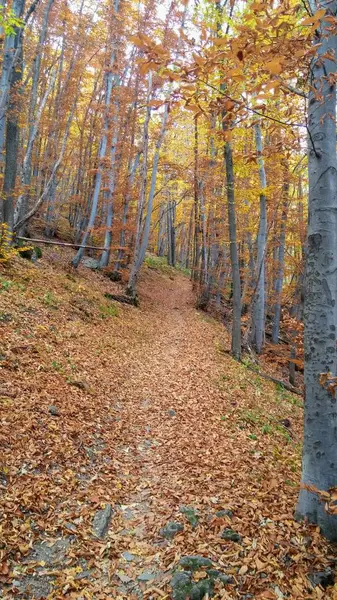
[272, 168, 289, 344]
[0, 0, 25, 169]
[126, 101, 169, 297]
[113, 151, 140, 277]
[225, 139, 241, 360]
[296, 0, 337, 541]
[72, 0, 121, 268]
[13, 0, 54, 235]
[2, 0, 25, 230]
[251, 121, 267, 354]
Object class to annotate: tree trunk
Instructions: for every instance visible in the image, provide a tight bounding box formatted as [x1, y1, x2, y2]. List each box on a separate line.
[192, 115, 200, 286]
[272, 167, 289, 343]
[113, 151, 140, 277]
[157, 203, 166, 257]
[2, 2, 25, 230]
[14, 0, 54, 235]
[0, 0, 25, 170]
[72, 0, 121, 268]
[225, 139, 241, 360]
[251, 121, 267, 354]
[296, 0, 337, 541]
[127, 101, 169, 297]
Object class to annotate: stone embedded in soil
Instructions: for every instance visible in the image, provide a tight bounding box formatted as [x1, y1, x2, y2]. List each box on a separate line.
[160, 521, 184, 539]
[137, 570, 156, 582]
[179, 556, 213, 571]
[206, 569, 234, 584]
[83, 257, 100, 270]
[171, 564, 232, 600]
[168, 408, 176, 417]
[12, 539, 72, 599]
[26, 538, 71, 565]
[308, 568, 335, 589]
[190, 579, 214, 600]
[48, 405, 60, 416]
[216, 509, 233, 518]
[171, 571, 192, 600]
[122, 551, 136, 562]
[221, 528, 242, 542]
[12, 575, 54, 599]
[92, 503, 113, 538]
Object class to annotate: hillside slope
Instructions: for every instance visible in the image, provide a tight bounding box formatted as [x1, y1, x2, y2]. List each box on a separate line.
[0, 251, 334, 599]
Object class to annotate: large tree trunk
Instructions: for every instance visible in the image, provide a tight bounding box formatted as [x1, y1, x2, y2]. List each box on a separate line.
[0, 0, 25, 172]
[2, 0, 25, 230]
[296, 0, 337, 541]
[14, 0, 54, 235]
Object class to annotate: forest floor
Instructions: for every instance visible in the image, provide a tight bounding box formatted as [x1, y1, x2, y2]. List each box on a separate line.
[0, 249, 336, 600]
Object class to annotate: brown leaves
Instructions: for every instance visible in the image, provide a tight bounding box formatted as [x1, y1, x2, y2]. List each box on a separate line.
[0, 253, 333, 599]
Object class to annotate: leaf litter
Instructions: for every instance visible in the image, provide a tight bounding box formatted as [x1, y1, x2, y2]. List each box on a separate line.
[0, 248, 336, 599]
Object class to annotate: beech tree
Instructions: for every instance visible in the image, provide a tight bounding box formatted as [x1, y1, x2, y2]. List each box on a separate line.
[296, 0, 337, 541]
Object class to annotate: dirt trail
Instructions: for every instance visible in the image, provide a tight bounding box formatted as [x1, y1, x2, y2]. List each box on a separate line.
[1, 258, 331, 599]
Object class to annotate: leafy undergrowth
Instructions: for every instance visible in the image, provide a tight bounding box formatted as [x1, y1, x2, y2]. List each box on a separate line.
[0, 249, 336, 600]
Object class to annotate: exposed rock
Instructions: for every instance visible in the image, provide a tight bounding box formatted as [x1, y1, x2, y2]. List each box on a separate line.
[137, 570, 156, 582]
[48, 405, 60, 416]
[92, 504, 113, 538]
[83, 257, 100, 270]
[206, 569, 234, 584]
[27, 538, 71, 566]
[190, 579, 214, 600]
[221, 528, 242, 542]
[308, 568, 335, 589]
[160, 521, 184, 539]
[122, 551, 136, 562]
[171, 571, 192, 600]
[171, 563, 232, 600]
[168, 409, 176, 417]
[180, 505, 199, 529]
[12, 575, 54, 599]
[216, 509, 233, 518]
[179, 556, 213, 571]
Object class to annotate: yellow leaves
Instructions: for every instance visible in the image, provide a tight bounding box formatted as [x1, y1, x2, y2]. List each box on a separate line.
[227, 68, 245, 82]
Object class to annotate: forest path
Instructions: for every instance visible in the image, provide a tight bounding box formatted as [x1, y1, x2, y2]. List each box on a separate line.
[1, 256, 324, 600]
[109, 272, 238, 597]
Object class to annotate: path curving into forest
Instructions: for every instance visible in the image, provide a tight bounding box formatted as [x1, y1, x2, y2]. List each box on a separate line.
[1, 257, 329, 599]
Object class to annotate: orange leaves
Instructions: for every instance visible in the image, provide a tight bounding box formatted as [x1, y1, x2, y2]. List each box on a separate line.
[265, 59, 283, 75]
[301, 9, 326, 28]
